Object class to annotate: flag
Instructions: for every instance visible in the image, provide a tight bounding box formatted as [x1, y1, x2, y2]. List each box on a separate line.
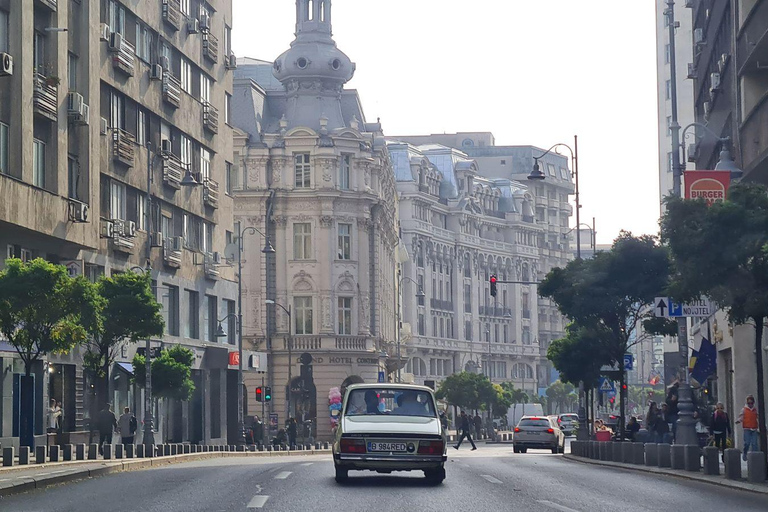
[690, 336, 717, 385]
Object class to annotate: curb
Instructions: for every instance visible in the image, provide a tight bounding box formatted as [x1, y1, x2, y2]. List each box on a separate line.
[563, 454, 768, 496]
[0, 449, 332, 498]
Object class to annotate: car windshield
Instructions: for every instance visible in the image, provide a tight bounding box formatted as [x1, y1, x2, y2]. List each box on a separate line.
[519, 419, 550, 427]
[345, 388, 437, 417]
[561, 415, 578, 421]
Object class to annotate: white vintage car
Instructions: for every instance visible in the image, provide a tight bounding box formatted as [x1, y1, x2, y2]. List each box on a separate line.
[332, 383, 447, 484]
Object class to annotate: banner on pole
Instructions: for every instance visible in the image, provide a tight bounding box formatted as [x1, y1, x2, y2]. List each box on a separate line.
[684, 170, 731, 206]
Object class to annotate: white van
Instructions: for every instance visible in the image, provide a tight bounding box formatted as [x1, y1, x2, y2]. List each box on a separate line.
[506, 403, 544, 428]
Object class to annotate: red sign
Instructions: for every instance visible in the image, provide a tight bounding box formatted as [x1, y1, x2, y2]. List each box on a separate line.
[684, 171, 731, 206]
[228, 351, 240, 366]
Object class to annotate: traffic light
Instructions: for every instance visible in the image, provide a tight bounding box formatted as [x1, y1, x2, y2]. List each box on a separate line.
[490, 275, 498, 297]
[255, 386, 263, 402]
[264, 386, 272, 402]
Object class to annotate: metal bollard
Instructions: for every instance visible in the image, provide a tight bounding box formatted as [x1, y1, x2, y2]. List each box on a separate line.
[2, 447, 14, 466]
[702, 446, 719, 475]
[136, 444, 146, 458]
[645, 443, 659, 467]
[88, 444, 98, 460]
[103, 444, 113, 460]
[63, 444, 74, 461]
[670, 445, 686, 470]
[683, 445, 700, 472]
[35, 445, 47, 464]
[75, 444, 86, 461]
[747, 451, 767, 483]
[164, 445, 171, 456]
[115, 444, 124, 459]
[724, 448, 742, 480]
[631, 443, 645, 465]
[19, 446, 30, 465]
[621, 442, 632, 463]
[658, 443, 671, 468]
[49, 445, 61, 463]
[599, 441, 609, 461]
[611, 442, 623, 463]
[125, 444, 135, 458]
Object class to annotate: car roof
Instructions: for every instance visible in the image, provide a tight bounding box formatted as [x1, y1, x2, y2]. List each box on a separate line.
[346, 383, 434, 393]
[520, 415, 550, 420]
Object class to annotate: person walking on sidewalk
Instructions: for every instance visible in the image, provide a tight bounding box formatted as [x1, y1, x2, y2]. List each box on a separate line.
[709, 402, 731, 457]
[736, 395, 759, 461]
[96, 404, 117, 455]
[118, 407, 137, 445]
[454, 411, 477, 451]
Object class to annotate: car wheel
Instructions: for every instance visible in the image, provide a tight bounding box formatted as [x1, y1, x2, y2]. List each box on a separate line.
[424, 466, 446, 485]
[335, 466, 348, 483]
[551, 446, 558, 454]
[520, 448, 527, 454]
[513, 446, 519, 454]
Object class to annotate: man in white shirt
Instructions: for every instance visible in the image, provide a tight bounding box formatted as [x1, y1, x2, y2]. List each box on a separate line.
[117, 407, 137, 445]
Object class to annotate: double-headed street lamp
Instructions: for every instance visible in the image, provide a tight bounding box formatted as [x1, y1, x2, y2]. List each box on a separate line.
[396, 275, 426, 383]
[265, 300, 291, 417]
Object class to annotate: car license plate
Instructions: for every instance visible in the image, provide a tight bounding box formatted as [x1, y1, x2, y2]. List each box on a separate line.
[368, 442, 406, 452]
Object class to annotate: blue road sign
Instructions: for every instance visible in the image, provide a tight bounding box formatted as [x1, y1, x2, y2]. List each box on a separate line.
[599, 377, 615, 393]
[624, 354, 634, 371]
[668, 301, 683, 317]
[378, 371, 385, 383]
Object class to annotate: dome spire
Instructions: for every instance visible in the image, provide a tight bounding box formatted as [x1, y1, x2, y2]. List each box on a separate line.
[296, 0, 332, 37]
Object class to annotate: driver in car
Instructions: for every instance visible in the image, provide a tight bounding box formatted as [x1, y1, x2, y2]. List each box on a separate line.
[395, 391, 426, 416]
[365, 389, 382, 414]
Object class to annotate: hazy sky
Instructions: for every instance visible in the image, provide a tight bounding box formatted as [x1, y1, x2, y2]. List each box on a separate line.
[231, 1, 661, 244]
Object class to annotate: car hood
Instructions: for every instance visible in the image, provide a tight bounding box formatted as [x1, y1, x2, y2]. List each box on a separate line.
[342, 415, 441, 435]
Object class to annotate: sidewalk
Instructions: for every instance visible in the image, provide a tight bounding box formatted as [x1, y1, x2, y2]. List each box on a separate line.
[564, 453, 768, 496]
[0, 448, 331, 498]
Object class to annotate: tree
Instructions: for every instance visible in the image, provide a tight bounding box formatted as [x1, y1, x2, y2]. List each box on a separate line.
[133, 345, 195, 401]
[84, 271, 164, 415]
[547, 322, 610, 392]
[436, 371, 494, 413]
[662, 183, 768, 466]
[0, 258, 101, 446]
[539, 233, 673, 438]
[501, 382, 529, 406]
[546, 381, 575, 414]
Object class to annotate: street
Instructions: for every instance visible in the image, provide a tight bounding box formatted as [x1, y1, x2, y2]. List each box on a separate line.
[2, 445, 766, 512]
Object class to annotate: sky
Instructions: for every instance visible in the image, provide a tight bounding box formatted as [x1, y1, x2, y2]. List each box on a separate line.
[231, 0, 661, 244]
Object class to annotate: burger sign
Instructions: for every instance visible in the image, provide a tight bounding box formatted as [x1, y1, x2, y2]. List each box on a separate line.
[684, 171, 731, 206]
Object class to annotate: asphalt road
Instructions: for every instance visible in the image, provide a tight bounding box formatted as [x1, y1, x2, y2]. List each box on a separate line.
[2, 445, 766, 512]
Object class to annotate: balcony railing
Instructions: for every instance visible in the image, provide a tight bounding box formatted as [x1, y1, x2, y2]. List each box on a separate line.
[203, 102, 219, 133]
[33, 72, 58, 122]
[112, 129, 135, 167]
[204, 252, 220, 279]
[162, 153, 184, 188]
[35, 0, 57, 11]
[289, 336, 322, 351]
[162, 72, 181, 108]
[429, 298, 454, 311]
[202, 32, 219, 62]
[162, 0, 181, 31]
[203, 177, 219, 208]
[163, 236, 182, 267]
[110, 37, 135, 76]
[334, 337, 369, 351]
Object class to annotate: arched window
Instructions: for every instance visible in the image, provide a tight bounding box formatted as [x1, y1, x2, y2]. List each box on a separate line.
[513, 363, 534, 380]
[411, 357, 427, 376]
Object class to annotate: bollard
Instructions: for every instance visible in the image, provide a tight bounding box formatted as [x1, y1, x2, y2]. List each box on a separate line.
[724, 448, 742, 480]
[126, 444, 135, 458]
[621, 442, 632, 464]
[645, 444, 659, 467]
[702, 446, 720, 475]
[747, 452, 767, 483]
[611, 442, 623, 463]
[658, 443, 671, 468]
[136, 444, 146, 458]
[88, 444, 98, 460]
[267, 445, 273, 452]
[631, 443, 645, 465]
[115, 444, 124, 459]
[237, 445, 245, 452]
[63, 444, 73, 461]
[75, 444, 86, 461]
[670, 445, 686, 470]
[2, 447, 14, 466]
[19, 446, 30, 465]
[171, 444, 178, 456]
[35, 445, 47, 464]
[164, 445, 171, 456]
[589, 441, 598, 459]
[49, 445, 61, 463]
[184, 444, 191, 454]
[684, 445, 700, 472]
[323, 442, 329, 450]
[570, 440, 578, 456]
[103, 444, 113, 460]
[598, 442, 609, 461]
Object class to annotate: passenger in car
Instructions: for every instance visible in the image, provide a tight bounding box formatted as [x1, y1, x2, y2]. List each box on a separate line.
[395, 391, 427, 416]
[365, 390, 383, 414]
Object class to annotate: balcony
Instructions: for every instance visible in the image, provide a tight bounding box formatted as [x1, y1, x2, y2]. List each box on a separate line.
[288, 336, 322, 351]
[162, 0, 181, 31]
[479, 305, 511, 317]
[110, 37, 135, 76]
[202, 32, 218, 62]
[112, 129, 135, 167]
[203, 102, 219, 133]
[334, 337, 370, 351]
[162, 153, 184, 189]
[162, 72, 181, 108]
[429, 298, 453, 311]
[163, 236, 182, 268]
[203, 178, 219, 208]
[203, 252, 220, 279]
[277, 335, 374, 352]
[33, 73, 58, 122]
[35, 0, 57, 11]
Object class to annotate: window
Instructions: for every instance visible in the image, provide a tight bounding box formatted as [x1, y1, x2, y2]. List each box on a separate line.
[225, 299, 236, 345]
[33, 139, 45, 188]
[294, 153, 311, 188]
[559, 167, 569, 179]
[135, 22, 153, 63]
[503, 325, 509, 343]
[200, 148, 211, 180]
[165, 285, 180, 336]
[665, 80, 671, 100]
[137, 194, 147, 230]
[108, 0, 126, 35]
[180, 58, 192, 93]
[293, 223, 312, 259]
[432, 316, 437, 336]
[665, 43, 670, 64]
[465, 320, 472, 341]
[204, 295, 217, 342]
[68, 157, 78, 200]
[418, 313, 425, 336]
[110, 91, 124, 130]
[200, 73, 211, 103]
[68, 53, 77, 90]
[225, 93, 231, 125]
[294, 297, 313, 335]
[185, 290, 199, 339]
[547, 163, 556, 176]
[225, 162, 233, 194]
[137, 110, 147, 147]
[338, 223, 351, 260]
[180, 0, 190, 15]
[494, 324, 499, 343]
[0, 9, 8, 53]
[464, 284, 471, 313]
[513, 363, 533, 380]
[339, 155, 351, 189]
[522, 327, 532, 345]
[417, 275, 425, 306]
[668, 152, 674, 173]
[667, 115, 672, 136]
[0, 122, 8, 175]
[202, 222, 213, 254]
[180, 135, 191, 167]
[338, 297, 352, 335]
[33, 31, 45, 73]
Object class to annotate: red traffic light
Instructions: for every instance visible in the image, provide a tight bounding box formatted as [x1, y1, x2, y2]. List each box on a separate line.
[490, 276, 497, 284]
[490, 275, 498, 297]
[255, 386, 263, 402]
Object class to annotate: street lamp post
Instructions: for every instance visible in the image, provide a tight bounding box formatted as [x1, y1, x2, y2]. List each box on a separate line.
[528, 136, 590, 441]
[396, 274, 425, 383]
[265, 300, 292, 419]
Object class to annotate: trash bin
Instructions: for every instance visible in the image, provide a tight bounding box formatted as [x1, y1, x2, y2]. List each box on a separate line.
[596, 430, 612, 442]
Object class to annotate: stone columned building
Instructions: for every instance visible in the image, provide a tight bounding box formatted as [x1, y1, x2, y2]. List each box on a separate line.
[231, 0, 398, 441]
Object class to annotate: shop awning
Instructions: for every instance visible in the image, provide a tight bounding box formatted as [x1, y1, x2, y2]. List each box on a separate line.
[116, 362, 134, 375]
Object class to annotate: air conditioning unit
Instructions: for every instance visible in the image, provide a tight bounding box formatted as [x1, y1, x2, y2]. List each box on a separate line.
[161, 139, 172, 154]
[149, 64, 163, 80]
[150, 232, 164, 247]
[100, 23, 111, 42]
[159, 55, 170, 70]
[171, 236, 184, 251]
[694, 28, 705, 46]
[100, 117, 109, 135]
[687, 63, 697, 79]
[0, 52, 13, 76]
[127, 221, 137, 237]
[199, 13, 210, 31]
[710, 72, 721, 91]
[67, 92, 90, 125]
[212, 252, 222, 265]
[187, 18, 200, 34]
[69, 201, 89, 223]
[108, 32, 123, 52]
[719, 53, 729, 73]
[225, 53, 237, 70]
[687, 143, 698, 163]
[101, 219, 115, 238]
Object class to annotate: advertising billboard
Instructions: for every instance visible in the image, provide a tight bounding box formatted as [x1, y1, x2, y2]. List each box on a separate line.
[684, 170, 731, 206]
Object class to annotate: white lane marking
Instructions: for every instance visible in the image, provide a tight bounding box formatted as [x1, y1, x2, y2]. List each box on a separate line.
[247, 495, 270, 508]
[480, 474, 502, 484]
[0, 478, 9, 482]
[537, 500, 581, 512]
[274, 471, 292, 480]
[300, 462, 313, 466]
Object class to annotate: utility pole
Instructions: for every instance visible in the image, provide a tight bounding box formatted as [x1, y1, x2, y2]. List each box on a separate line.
[143, 141, 155, 453]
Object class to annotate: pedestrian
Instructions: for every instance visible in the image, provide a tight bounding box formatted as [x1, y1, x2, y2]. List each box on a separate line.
[96, 403, 117, 455]
[454, 411, 477, 451]
[287, 417, 298, 448]
[666, 382, 679, 441]
[439, 410, 448, 431]
[48, 399, 62, 433]
[626, 416, 640, 441]
[658, 403, 672, 443]
[117, 407, 137, 445]
[709, 402, 731, 457]
[253, 415, 263, 445]
[646, 401, 660, 442]
[473, 413, 483, 438]
[736, 395, 759, 461]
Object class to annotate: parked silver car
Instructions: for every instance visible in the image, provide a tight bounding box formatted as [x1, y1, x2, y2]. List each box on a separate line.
[513, 415, 565, 454]
[332, 384, 447, 484]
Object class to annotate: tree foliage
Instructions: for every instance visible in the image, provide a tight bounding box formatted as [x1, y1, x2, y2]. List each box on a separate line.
[547, 322, 610, 390]
[501, 382, 529, 405]
[0, 258, 101, 375]
[133, 345, 195, 401]
[546, 380, 576, 414]
[436, 371, 495, 412]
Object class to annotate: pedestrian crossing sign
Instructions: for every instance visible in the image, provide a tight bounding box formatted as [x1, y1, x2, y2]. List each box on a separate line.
[598, 377, 615, 393]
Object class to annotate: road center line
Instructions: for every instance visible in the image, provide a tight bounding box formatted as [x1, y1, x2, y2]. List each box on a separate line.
[274, 471, 292, 479]
[247, 495, 270, 508]
[480, 474, 502, 484]
[537, 500, 581, 512]
[300, 462, 313, 466]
